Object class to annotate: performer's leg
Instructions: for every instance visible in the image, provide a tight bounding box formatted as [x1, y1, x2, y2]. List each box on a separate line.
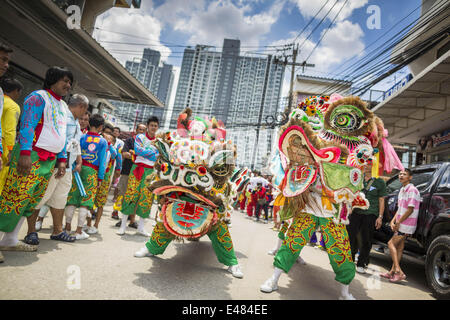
[117, 213, 129, 235]
[135, 222, 174, 256]
[75, 207, 89, 240]
[274, 213, 317, 273]
[268, 220, 289, 255]
[49, 208, 65, 236]
[261, 214, 317, 293]
[37, 205, 50, 220]
[0, 217, 26, 247]
[137, 216, 150, 236]
[0, 148, 55, 234]
[319, 217, 356, 300]
[64, 205, 76, 232]
[207, 220, 238, 266]
[120, 166, 140, 216]
[207, 220, 242, 278]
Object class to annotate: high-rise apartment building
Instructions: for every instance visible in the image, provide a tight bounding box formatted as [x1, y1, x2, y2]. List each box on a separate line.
[170, 39, 285, 169]
[113, 48, 174, 130]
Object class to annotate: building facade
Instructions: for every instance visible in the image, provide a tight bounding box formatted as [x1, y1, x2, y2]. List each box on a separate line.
[113, 48, 174, 130]
[170, 39, 285, 170]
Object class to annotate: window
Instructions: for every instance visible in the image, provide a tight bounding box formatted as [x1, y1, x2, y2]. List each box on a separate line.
[437, 166, 450, 191]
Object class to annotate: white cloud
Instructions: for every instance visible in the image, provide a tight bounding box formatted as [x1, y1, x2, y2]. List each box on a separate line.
[269, 20, 365, 96]
[93, 7, 172, 65]
[291, 0, 368, 22]
[153, 0, 285, 48]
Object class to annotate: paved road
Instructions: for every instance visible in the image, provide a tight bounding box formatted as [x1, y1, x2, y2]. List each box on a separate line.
[0, 195, 435, 300]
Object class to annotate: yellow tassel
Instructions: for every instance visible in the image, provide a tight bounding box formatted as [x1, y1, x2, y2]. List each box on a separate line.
[274, 193, 286, 206]
[372, 153, 380, 178]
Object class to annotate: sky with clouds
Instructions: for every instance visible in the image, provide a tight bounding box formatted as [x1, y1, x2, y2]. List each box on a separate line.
[93, 0, 422, 106]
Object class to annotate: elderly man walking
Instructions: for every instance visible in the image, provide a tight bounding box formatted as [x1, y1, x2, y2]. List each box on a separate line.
[34, 94, 88, 242]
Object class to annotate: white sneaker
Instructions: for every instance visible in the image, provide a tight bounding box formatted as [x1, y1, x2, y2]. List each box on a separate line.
[82, 225, 89, 231]
[339, 293, 356, 300]
[227, 265, 243, 278]
[86, 226, 98, 234]
[75, 231, 89, 240]
[260, 277, 278, 293]
[339, 284, 356, 300]
[267, 248, 278, 256]
[356, 266, 366, 274]
[137, 229, 150, 237]
[134, 247, 154, 257]
[297, 256, 307, 265]
[35, 220, 42, 232]
[116, 228, 126, 235]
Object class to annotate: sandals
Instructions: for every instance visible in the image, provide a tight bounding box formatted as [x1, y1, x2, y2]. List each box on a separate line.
[24, 232, 40, 245]
[50, 231, 76, 242]
[389, 272, 407, 283]
[380, 272, 393, 279]
[0, 241, 37, 252]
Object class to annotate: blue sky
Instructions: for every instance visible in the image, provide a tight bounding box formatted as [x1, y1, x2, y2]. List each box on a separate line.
[94, 0, 423, 104]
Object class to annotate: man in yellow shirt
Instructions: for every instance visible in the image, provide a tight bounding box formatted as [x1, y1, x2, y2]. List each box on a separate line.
[0, 78, 23, 192]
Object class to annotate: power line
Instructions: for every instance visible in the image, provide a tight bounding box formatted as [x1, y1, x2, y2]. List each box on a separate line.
[293, 0, 332, 43]
[303, 0, 349, 63]
[297, 0, 340, 51]
[318, 0, 449, 95]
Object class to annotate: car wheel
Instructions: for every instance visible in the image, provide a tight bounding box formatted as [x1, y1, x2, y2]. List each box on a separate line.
[425, 235, 450, 300]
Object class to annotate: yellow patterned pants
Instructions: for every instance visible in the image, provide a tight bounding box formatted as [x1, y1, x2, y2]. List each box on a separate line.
[121, 165, 154, 218]
[145, 221, 238, 266]
[0, 145, 56, 232]
[274, 212, 355, 285]
[66, 165, 98, 209]
[94, 169, 112, 208]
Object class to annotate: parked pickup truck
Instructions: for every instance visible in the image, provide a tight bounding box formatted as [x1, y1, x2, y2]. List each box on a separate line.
[373, 162, 450, 300]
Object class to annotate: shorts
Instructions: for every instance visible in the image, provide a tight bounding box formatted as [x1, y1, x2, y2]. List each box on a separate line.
[395, 231, 411, 237]
[35, 169, 73, 210]
[117, 174, 130, 196]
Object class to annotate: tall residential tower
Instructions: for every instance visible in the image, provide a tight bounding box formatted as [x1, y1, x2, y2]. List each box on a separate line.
[170, 39, 285, 169]
[113, 48, 174, 130]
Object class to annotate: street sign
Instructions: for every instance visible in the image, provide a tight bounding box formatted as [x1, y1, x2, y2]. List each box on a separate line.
[383, 73, 412, 100]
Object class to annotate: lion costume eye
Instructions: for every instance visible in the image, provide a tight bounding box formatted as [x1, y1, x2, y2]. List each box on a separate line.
[330, 105, 365, 133]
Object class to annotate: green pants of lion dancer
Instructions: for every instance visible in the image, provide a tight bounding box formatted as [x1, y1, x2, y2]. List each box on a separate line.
[121, 164, 154, 219]
[274, 212, 355, 285]
[145, 221, 238, 266]
[0, 145, 56, 232]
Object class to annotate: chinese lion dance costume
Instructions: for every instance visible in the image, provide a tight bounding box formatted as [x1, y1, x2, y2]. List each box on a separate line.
[134, 108, 244, 278]
[260, 94, 403, 299]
